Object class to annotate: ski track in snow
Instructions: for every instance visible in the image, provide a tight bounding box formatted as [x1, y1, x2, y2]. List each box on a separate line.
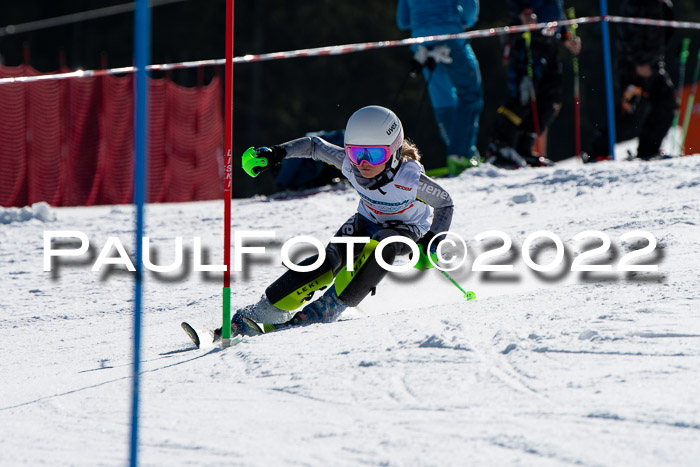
[1, 156, 700, 466]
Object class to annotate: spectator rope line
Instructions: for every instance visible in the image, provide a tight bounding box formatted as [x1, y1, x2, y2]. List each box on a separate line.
[2, 15, 699, 85]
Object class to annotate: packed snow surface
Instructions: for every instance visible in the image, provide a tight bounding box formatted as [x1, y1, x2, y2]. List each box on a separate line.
[1, 157, 699, 466]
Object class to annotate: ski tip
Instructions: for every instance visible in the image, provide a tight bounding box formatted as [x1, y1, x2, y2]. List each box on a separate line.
[181, 322, 201, 349]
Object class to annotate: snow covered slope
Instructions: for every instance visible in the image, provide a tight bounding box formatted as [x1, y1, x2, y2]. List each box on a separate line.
[1, 157, 699, 466]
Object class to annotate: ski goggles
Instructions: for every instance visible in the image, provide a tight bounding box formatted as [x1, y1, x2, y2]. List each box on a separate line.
[345, 145, 393, 167]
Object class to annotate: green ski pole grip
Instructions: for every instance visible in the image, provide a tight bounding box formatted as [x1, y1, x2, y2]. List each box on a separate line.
[241, 146, 268, 178]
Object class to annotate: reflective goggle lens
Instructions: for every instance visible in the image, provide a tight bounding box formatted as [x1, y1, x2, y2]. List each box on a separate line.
[345, 146, 391, 166]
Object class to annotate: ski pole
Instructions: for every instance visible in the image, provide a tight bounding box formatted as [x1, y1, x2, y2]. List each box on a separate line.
[523, 31, 542, 155]
[681, 49, 700, 156]
[439, 269, 476, 301]
[672, 38, 691, 155]
[566, 7, 582, 161]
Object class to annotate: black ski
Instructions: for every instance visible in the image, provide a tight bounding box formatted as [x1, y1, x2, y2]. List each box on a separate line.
[181, 322, 201, 349]
[181, 318, 265, 349]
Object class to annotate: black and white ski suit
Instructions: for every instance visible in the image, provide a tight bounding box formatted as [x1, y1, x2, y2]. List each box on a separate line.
[264, 136, 455, 311]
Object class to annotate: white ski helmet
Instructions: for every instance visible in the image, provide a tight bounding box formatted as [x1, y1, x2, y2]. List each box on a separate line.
[344, 105, 404, 188]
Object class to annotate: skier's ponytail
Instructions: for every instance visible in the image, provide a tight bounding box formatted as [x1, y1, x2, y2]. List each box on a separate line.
[401, 139, 422, 162]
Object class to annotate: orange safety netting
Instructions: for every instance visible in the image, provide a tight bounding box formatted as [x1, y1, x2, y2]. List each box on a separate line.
[679, 86, 700, 157]
[0, 65, 224, 207]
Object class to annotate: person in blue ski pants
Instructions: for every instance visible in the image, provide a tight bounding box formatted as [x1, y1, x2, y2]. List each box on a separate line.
[397, 0, 483, 175]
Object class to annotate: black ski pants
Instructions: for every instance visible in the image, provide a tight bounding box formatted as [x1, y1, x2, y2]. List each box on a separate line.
[490, 35, 563, 157]
[591, 64, 676, 159]
[265, 213, 420, 308]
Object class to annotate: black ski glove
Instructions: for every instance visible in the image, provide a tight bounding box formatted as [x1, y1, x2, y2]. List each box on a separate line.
[242, 145, 286, 177]
[410, 46, 437, 77]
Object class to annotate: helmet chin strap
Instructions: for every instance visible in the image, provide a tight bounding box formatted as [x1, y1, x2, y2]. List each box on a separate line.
[390, 145, 402, 170]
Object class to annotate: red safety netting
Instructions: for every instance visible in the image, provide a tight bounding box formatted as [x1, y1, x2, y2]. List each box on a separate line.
[63, 70, 103, 206]
[0, 65, 224, 207]
[148, 78, 169, 203]
[679, 86, 700, 156]
[194, 76, 224, 201]
[0, 66, 30, 207]
[99, 74, 134, 205]
[27, 70, 64, 206]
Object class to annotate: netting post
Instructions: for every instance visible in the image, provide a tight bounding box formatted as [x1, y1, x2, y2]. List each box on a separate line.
[599, 0, 617, 160]
[222, 0, 234, 348]
[130, 0, 149, 465]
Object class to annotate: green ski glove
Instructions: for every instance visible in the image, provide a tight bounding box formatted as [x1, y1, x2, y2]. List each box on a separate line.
[414, 231, 439, 271]
[241, 145, 286, 177]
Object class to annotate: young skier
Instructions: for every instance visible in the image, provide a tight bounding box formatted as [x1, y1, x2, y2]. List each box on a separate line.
[218, 105, 454, 337]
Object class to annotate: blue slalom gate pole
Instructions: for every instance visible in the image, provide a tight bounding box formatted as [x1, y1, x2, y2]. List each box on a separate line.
[130, 0, 149, 465]
[600, 0, 617, 160]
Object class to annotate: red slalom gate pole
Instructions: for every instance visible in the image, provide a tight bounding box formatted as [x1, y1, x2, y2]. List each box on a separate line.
[222, 0, 234, 348]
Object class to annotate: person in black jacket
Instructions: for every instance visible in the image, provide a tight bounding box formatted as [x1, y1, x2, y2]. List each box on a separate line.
[588, 0, 676, 161]
[486, 0, 581, 169]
